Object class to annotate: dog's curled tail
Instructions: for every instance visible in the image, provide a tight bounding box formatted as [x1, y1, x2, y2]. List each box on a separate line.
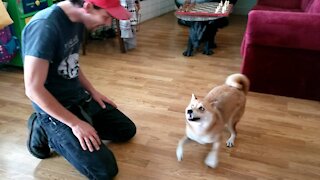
[225, 73, 250, 95]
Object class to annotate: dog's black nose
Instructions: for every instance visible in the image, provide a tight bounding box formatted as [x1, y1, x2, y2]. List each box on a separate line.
[187, 109, 193, 114]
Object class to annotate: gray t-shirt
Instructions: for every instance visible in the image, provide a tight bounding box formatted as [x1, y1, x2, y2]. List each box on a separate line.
[22, 4, 87, 113]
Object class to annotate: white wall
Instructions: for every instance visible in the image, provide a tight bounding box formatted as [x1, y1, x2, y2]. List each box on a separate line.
[233, 0, 257, 15]
[140, 0, 176, 22]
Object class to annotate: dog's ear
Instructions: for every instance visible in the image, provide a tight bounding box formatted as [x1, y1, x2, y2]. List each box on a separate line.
[209, 99, 218, 108]
[191, 93, 197, 100]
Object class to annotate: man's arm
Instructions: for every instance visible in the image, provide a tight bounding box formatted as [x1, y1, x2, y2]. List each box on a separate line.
[24, 56, 80, 127]
[24, 55, 101, 152]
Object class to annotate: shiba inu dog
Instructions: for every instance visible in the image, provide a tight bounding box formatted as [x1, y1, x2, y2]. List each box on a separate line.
[176, 73, 249, 168]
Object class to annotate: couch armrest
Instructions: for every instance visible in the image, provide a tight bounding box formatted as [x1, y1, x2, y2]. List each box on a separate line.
[257, 0, 302, 9]
[245, 10, 320, 51]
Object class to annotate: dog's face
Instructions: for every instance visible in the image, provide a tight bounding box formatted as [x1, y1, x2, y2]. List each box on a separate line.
[185, 94, 212, 122]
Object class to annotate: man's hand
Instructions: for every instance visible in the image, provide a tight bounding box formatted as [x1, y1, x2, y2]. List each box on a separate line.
[71, 120, 101, 152]
[90, 90, 117, 109]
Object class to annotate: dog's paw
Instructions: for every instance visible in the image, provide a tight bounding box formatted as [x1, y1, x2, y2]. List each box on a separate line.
[212, 43, 217, 49]
[176, 146, 184, 161]
[205, 154, 219, 168]
[226, 138, 235, 148]
[183, 50, 193, 57]
[202, 49, 214, 55]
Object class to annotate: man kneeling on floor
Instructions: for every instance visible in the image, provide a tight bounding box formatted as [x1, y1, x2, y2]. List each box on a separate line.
[22, 0, 136, 179]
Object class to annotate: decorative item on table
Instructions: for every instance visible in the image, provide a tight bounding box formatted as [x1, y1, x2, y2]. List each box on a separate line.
[176, 0, 232, 17]
[22, 0, 49, 14]
[0, 0, 13, 29]
[0, 26, 19, 64]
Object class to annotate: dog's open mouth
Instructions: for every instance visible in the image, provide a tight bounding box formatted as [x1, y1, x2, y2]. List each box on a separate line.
[188, 117, 201, 121]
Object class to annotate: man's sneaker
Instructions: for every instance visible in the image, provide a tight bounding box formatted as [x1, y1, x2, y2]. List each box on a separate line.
[27, 112, 51, 159]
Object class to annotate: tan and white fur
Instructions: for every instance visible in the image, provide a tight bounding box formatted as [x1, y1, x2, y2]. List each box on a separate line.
[176, 73, 249, 168]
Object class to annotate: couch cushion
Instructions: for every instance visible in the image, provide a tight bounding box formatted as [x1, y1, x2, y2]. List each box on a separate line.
[257, 0, 302, 9]
[245, 10, 320, 52]
[253, 5, 303, 12]
[254, 0, 319, 13]
[304, 0, 320, 13]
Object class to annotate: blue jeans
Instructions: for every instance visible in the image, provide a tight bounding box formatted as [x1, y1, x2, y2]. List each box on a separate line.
[37, 100, 136, 180]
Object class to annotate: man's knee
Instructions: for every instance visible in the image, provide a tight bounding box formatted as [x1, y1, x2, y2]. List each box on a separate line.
[86, 164, 118, 180]
[116, 122, 136, 142]
[83, 146, 119, 179]
[93, 163, 118, 180]
[127, 123, 137, 140]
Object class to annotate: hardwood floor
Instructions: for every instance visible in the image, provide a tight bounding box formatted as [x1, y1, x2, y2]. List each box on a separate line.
[1, 12, 320, 180]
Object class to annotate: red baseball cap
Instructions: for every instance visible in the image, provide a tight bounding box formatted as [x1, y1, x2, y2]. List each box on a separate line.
[85, 0, 131, 20]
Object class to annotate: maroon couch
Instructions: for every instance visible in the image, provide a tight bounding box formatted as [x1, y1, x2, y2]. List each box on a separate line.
[240, 0, 320, 101]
